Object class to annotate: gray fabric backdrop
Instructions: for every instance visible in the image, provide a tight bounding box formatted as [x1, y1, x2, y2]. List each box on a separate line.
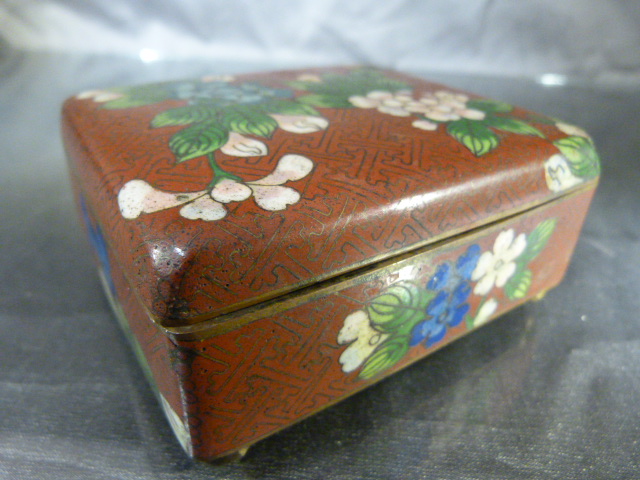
[1, 0, 640, 80]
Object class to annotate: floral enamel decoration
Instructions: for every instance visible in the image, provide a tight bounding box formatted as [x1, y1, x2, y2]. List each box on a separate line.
[76, 69, 600, 224]
[349, 89, 487, 131]
[292, 71, 547, 157]
[544, 154, 584, 193]
[545, 134, 600, 193]
[292, 70, 599, 189]
[336, 218, 557, 379]
[555, 121, 590, 139]
[407, 93, 545, 157]
[472, 229, 527, 296]
[78, 76, 328, 221]
[118, 154, 313, 221]
[76, 89, 124, 103]
[472, 298, 499, 327]
[80, 196, 116, 295]
[337, 310, 389, 374]
[409, 245, 481, 348]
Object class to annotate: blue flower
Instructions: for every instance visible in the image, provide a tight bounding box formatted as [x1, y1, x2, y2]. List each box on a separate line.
[456, 244, 481, 280]
[173, 81, 294, 106]
[81, 197, 115, 295]
[427, 263, 451, 290]
[410, 245, 481, 348]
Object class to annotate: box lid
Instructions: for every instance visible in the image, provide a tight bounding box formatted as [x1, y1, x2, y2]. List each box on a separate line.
[62, 67, 600, 328]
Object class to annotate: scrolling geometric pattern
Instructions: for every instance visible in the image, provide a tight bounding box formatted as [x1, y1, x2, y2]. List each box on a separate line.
[180, 300, 351, 452]
[67, 67, 591, 323]
[164, 188, 594, 459]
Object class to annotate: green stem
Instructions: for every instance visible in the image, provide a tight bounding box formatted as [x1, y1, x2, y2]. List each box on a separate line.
[206, 153, 243, 190]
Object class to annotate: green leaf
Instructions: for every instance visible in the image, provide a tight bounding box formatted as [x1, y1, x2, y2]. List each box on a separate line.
[359, 336, 410, 379]
[169, 120, 229, 162]
[260, 99, 320, 116]
[101, 95, 169, 109]
[522, 218, 557, 262]
[293, 70, 410, 97]
[366, 281, 432, 335]
[553, 136, 601, 179]
[151, 105, 217, 128]
[290, 69, 410, 108]
[297, 94, 353, 108]
[220, 107, 278, 138]
[466, 99, 513, 113]
[483, 115, 545, 137]
[447, 119, 500, 156]
[504, 268, 533, 300]
[101, 84, 174, 109]
[526, 113, 558, 125]
[288, 80, 312, 91]
[465, 313, 475, 330]
[118, 83, 173, 98]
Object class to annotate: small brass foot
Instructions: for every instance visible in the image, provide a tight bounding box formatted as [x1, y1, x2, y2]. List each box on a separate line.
[533, 289, 549, 302]
[212, 446, 250, 464]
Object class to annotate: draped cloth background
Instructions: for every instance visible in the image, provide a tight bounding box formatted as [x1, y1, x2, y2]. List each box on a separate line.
[1, 0, 640, 81]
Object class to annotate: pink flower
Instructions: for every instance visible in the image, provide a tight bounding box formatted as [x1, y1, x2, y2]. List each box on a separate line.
[556, 122, 590, 139]
[118, 180, 211, 219]
[76, 90, 123, 103]
[220, 132, 268, 157]
[178, 195, 227, 221]
[211, 154, 314, 211]
[117, 154, 314, 222]
[270, 114, 329, 133]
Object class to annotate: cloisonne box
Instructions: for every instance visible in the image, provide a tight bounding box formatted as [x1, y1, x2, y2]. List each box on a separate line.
[62, 67, 599, 461]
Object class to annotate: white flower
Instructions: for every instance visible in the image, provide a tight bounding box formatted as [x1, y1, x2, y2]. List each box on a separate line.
[412, 119, 438, 131]
[221, 132, 268, 157]
[556, 122, 590, 139]
[118, 180, 209, 219]
[472, 229, 527, 295]
[348, 94, 381, 108]
[348, 90, 413, 116]
[348, 89, 485, 124]
[76, 89, 123, 102]
[434, 90, 469, 104]
[212, 154, 314, 211]
[270, 114, 329, 133]
[544, 153, 583, 193]
[337, 310, 388, 373]
[459, 108, 486, 120]
[378, 105, 412, 117]
[473, 298, 498, 327]
[419, 90, 485, 123]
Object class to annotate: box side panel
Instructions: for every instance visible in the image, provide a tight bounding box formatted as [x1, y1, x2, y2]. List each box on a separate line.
[68, 166, 194, 455]
[104, 246, 194, 455]
[175, 186, 596, 460]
